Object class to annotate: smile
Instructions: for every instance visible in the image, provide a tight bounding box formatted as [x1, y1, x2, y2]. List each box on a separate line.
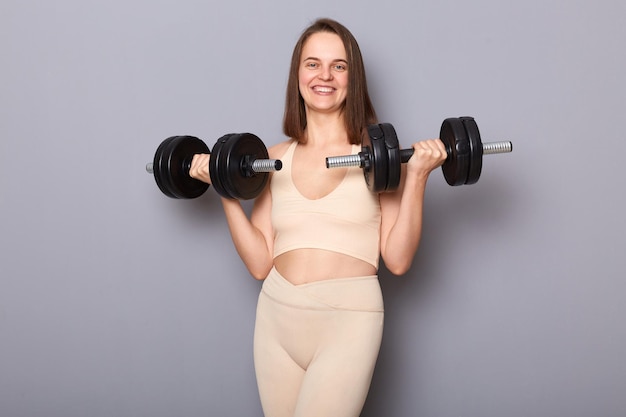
[313, 86, 335, 93]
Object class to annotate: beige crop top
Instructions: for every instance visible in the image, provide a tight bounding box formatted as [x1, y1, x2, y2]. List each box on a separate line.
[271, 141, 382, 269]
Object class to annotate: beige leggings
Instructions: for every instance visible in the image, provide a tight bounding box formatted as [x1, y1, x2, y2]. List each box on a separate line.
[253, 267, 384, 417]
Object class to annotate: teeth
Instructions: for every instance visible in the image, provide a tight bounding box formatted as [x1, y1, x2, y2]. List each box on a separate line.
[314, 87, 333, 93]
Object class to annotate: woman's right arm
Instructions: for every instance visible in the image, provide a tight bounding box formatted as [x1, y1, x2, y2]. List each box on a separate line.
[220, 186, 274, 280]
[189, 145, 283, 280]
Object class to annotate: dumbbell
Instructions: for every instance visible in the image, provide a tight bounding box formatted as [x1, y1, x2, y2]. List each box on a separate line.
[325, 117, 512, 192]
[146, 133, 282, 200]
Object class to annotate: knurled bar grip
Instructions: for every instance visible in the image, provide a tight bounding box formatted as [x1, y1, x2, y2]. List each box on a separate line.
[250, 159, 283, 172]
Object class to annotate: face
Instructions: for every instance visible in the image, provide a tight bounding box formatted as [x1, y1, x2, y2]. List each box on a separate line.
[298, 32, 349, 116]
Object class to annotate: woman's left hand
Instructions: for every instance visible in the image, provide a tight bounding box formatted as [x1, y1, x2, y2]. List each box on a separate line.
[406, 139, 448, 179]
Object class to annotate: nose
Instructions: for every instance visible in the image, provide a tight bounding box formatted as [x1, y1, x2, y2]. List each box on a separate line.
[318, 65, 333, 81]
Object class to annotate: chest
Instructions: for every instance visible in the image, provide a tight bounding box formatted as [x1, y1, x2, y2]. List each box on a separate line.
[291, 143, 354, 200]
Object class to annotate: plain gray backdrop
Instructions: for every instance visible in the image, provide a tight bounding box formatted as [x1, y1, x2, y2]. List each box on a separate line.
[1, 0, 625, 416]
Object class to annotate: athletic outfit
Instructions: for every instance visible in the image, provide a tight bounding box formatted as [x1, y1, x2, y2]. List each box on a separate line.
[254, 141, 384, 417]
[270, 142, 381, 269]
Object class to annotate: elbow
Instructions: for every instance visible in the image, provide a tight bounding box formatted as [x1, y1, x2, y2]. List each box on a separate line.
[385, 260, 412, 276]
[380, 242, 419, 276]
[250, 270, 268, 281]
[381, 253, 413, 276]
[248, 263, 273, 281]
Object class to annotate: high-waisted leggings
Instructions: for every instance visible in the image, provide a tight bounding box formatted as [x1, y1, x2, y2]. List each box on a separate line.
[253, 267, 384, 417]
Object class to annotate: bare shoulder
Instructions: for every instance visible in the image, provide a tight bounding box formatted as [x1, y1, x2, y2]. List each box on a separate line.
[268, 139, 295, 160]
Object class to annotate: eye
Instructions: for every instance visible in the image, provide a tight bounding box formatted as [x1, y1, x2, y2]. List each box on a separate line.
[334, 64, 347, 71]
[304, 61, 319, 69]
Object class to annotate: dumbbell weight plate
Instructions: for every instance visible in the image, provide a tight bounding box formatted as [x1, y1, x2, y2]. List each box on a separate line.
[152, 136, 178, 198]
[440, 118, 471, 186]
[364, 124, 389, 193]
[152, 135, 210, 199]
[380, 123, 401, 192]
[207, 134, 230, 199]
[209, 133, 270, 200]
[461, 117, 483, 185]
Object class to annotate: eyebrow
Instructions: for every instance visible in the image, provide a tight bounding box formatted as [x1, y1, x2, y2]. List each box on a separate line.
[302, 57, 348, 64]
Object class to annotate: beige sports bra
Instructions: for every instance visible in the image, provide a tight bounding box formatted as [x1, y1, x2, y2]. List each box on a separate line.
[270, 141, 381, 269]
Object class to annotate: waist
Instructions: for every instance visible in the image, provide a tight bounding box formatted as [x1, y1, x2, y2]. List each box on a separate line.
[261, 266, 383, 312]
[274, 249, 377, 285]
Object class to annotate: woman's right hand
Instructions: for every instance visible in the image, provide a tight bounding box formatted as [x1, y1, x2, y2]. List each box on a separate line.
[189, 153, 212, 185]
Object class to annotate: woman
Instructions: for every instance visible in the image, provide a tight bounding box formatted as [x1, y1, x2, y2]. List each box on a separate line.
[190, 18, 446, 417]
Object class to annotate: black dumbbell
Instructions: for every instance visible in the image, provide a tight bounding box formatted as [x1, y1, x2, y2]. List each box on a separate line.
[146, 133, 282, 200]
[325, 117, 512, 192]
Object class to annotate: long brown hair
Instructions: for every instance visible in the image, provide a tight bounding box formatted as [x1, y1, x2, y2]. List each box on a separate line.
[282, 18, 377, 144]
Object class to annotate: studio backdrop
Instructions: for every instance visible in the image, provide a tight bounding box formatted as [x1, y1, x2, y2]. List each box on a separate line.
[1, 1, 625, 416]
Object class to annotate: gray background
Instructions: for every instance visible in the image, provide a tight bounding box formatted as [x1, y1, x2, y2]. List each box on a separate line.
[1, 0, 625, 416]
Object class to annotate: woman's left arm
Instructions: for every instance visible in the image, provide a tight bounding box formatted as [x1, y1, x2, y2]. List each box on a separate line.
[379, 139, 447, 275]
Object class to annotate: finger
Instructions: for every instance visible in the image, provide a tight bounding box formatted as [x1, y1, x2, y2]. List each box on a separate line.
[410, 141, 447, 170]
[422, 139, 447, 161]
[189, 154, 210, 180]
[413, 140, 443, 157]
[434, 138, 447, 154]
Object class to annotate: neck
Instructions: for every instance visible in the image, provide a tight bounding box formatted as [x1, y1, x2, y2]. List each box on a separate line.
[304, 111, 348, 146]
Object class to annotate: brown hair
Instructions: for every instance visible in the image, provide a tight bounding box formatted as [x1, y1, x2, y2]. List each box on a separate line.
[282, 18, 377, 144]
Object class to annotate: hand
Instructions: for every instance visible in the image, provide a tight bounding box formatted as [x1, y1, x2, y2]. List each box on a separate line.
[189, 153, 212, 184]
[407, 139, 448, 178]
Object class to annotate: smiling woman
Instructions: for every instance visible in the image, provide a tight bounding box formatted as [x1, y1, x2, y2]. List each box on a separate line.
[188, 17, 447, 417]
[282, 19, 377, 146]
[298, 32, 349, 117]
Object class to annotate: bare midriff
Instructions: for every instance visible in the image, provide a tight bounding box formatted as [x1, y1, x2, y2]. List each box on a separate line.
[274, 249, 377, 285]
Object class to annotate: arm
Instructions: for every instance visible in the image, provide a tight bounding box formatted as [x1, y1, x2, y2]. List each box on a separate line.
[379, 139, 447, 275]
[189, 145, 283, 280]
[221, 185, 274, 280]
